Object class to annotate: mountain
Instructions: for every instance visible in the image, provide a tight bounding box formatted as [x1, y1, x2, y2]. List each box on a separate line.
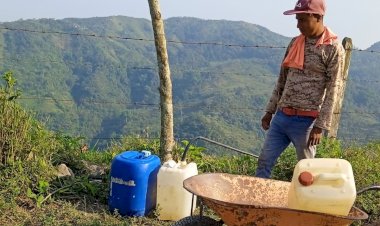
[368, 42, 380, 51]
[0, 16, 379, 153]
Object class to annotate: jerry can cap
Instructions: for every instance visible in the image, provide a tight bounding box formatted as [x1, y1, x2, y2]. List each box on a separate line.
[298, 171, 314, 186]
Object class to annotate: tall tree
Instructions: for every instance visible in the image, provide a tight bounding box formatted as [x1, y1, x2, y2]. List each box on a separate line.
[148, 0, 174, 161]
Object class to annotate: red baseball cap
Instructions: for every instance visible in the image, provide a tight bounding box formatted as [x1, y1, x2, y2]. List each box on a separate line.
[283, 0, 326, 16]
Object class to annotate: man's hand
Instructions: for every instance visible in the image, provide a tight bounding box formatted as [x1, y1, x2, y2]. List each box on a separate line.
[261, 112, 272, 130]
[308, 127, 323, 146]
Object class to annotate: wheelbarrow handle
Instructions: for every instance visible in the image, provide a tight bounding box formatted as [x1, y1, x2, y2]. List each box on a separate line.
[357, 185, 380, 195]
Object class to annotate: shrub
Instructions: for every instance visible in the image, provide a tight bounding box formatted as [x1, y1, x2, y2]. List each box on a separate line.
[0, 72, 60, 202]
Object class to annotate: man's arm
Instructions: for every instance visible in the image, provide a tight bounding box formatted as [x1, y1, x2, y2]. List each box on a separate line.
[264, 39, 295, 113]
[262, 39, 295, 130]
[265, 66, 288, 114]
[262, 66, 288, 130]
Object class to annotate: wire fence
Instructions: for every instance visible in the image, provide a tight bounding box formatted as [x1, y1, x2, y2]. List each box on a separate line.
[1, 57, 379, 83]
[14, 97, 380, 115]
[1, 26, 380, 54]
[1, 23, 379, 145]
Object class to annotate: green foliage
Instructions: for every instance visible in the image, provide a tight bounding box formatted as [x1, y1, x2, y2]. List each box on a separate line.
[51, 133, 87, 172]
[2, 16, 378, 154]
[176, 140, 206, 163]
[343, 142, 380, 224]
[0, 110, 379, 226]
[0, 72, 60, 204]
[105, 136, 161, 159]
[0, 71, 29, 165]
[27, 180, 49, 208]
[50, 176, 108, 203]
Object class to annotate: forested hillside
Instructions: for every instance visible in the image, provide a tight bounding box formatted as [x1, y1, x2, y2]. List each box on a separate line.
[0, 16, 379, 153]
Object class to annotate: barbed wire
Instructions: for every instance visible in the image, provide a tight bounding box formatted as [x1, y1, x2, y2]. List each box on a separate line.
[1, 58, 379, 82]
[88, 136, 380, 142]
[49, 134, 380, 146]
[1, 26, 379, 82]
[18, 97, 159, 108]
[0, 57, 276, 78]
[335, 136, 380, 143]
[16, 96, 380, 115]
[1, 25, 379, 144]
[351, 48, 380, 54]
[0, 26, 154, 42]
[1, 26, 380, 54]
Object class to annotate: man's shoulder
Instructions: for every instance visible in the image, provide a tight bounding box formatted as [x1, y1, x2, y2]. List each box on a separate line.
[331, 38, 344, 47]
[326, 39, 345, 54]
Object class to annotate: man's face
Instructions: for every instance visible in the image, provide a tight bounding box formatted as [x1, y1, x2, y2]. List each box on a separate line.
[295, 13, 321, 37]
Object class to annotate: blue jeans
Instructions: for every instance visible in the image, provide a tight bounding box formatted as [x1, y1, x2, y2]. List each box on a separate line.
[255, 110, 316, 178]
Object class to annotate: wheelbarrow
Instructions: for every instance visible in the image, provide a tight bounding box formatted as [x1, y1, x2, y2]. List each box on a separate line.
[173, 137, 379, 226]
[176, 173, 380, 226]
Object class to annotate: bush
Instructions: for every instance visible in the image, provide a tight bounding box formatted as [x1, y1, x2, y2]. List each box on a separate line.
[0, 72, 60, 202]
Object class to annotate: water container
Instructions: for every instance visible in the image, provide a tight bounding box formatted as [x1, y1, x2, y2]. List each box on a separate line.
[288, 158, 356, 216]
[108, 150, 160, 216]
[156, 160, 198, 221]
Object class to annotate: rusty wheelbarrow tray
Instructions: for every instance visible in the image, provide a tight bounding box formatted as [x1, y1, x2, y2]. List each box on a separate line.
[178, 173, 371, 226]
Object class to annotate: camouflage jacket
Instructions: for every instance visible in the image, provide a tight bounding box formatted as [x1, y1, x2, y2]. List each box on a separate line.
[265, 36, 345, 130]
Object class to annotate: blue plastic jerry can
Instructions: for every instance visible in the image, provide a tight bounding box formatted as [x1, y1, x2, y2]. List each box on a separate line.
[108, 150, 161, 216]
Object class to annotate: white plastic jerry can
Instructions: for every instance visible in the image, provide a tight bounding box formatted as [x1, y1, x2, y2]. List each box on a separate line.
[156, 160, 198, 221]
[288, 158, 356, 216]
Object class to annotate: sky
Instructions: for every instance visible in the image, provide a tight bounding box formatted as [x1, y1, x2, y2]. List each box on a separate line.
[0, 0, 378, 49]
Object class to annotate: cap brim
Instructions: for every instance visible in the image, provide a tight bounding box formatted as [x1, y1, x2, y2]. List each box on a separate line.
[283, 9, 309, 15]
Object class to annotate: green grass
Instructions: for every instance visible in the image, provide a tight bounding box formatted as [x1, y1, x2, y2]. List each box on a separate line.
[3, 137, 379, 226]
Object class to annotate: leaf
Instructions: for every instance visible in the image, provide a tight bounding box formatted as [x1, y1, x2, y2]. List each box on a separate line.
[36, 195, 45, 208]
[38, 180, 49, 194]
[26, 188, 37, 199]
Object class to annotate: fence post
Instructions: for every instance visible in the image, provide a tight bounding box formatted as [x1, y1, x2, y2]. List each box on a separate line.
[148, 0, 174, 161]
[327, 37, 353, 138]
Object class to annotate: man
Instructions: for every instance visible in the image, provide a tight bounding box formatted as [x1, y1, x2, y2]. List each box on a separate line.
[255, 0, 345, 178]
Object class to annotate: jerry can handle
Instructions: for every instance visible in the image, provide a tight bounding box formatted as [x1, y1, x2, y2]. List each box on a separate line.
[316, 173, 347, 183]
[141, 150, 151, 158]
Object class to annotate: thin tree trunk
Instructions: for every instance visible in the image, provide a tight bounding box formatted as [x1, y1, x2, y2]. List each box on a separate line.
[148, 0, 174, 161]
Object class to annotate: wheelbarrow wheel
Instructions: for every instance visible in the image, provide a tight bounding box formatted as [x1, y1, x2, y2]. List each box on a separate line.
[172, 215, 224, 226]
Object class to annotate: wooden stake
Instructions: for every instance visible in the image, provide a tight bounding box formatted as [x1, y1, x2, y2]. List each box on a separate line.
[328, 37, 353, 138]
